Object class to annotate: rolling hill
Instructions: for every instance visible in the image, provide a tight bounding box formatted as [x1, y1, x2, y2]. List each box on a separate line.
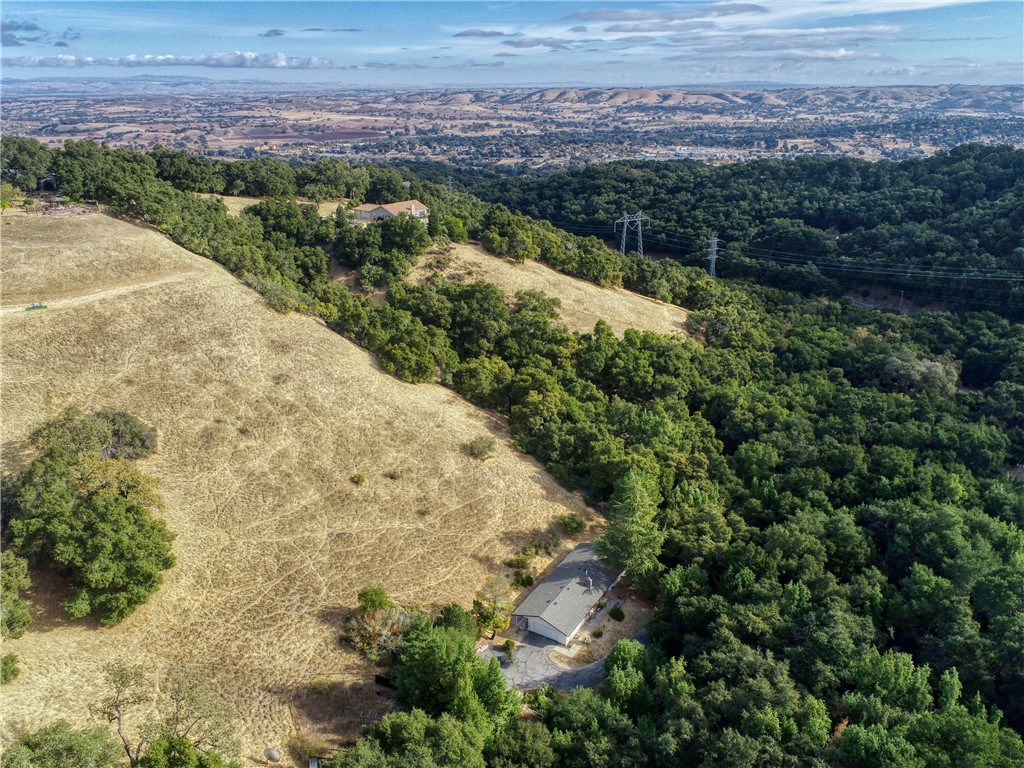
[0, 212, 593, 761]
[412, 243, 692, 338]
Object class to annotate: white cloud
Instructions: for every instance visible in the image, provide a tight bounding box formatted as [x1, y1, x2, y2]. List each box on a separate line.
[567, 4, 768, 23]
[453, 29, 512, 38]
[503, 36, 578, 51]
[569, 0, 980, 34]
[604, 21, 717, 34]
[3, 51, 334, 69]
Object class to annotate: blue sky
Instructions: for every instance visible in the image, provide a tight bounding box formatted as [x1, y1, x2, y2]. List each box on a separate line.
[2, 1, 1021, 86]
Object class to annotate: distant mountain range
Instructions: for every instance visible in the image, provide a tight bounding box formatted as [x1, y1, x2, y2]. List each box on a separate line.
[2, 78, 1021, 115]
[405, 84, 1024, 114]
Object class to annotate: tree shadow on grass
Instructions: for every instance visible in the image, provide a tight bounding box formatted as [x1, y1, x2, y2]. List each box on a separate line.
[283, 676, 396, 761]
[23, 566, 103, 633]
[0, 434, 37, 475]
[469, 550, 505, 572]
[315, 604, 353, 632]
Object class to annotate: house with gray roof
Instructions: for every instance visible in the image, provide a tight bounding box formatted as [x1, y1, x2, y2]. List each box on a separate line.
[512, 543, 623, 646]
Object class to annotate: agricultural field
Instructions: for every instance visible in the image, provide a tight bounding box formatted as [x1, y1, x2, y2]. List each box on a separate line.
[0, 212, 593, 763]
[414, 243, 692, 338]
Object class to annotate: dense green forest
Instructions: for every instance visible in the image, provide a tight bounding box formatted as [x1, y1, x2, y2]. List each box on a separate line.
[461, 146, 1024, 318]
[2, 137, 1023, 767]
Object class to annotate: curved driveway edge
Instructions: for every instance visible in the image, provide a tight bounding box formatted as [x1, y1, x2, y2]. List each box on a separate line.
[481, 628, 651, 691]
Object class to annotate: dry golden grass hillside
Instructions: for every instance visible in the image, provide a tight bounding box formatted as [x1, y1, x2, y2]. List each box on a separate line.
[0, 212, 592, 764]
[414, 243, 692, 338]
[200, 196, 691, 338]
[201, 193, 344, 217]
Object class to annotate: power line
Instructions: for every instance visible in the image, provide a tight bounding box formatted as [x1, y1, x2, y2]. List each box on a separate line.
[614, 212, 650, 257]
[736, 258, 1023, 309]
[632, 228, 1024, 283]
[729, 242, 1024, 280]
[734, 251, 1024, 282]
[537, 214, 1024, 288]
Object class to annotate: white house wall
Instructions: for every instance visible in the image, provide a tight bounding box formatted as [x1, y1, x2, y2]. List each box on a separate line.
[528, 617, 569, 645]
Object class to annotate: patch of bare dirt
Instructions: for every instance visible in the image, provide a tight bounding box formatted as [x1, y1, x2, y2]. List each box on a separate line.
[549, 589, 654, 668]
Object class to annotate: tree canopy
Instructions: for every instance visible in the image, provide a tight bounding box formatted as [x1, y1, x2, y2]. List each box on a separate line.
[5, 408, 174, 625]
[4, 138, 1023, 766]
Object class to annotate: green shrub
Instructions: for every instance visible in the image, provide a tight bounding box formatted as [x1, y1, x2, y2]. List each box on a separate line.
[242, 272, 320, 315]
[465, 435, 497, 460]
[96, 408, 157, 459]
[505, 547, 536, 570]
[308, 678, 334, 696]
[530, 526, 560, 553]
[592, 628, 604, 639]
[512, 571, 534, 588]
[29, 406, 157, 459]
[28, 405, 110, 456]
[525, 684, 557, 711]
[435, 603, 476, 635]
[609, 605, 625, 622]
[358, 263, 386, 289]
[559, 513, 586, 535]
[1, 653, 20, 684]
[358, 586, 393, 613]
[350, 473, 366, 485]
[1, 551, 32, 640]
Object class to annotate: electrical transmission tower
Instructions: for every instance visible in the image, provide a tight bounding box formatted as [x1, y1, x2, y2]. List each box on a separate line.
[614, 212, 650, 257]
[707, 232, 719, 277]
[446, 175, 454, 192]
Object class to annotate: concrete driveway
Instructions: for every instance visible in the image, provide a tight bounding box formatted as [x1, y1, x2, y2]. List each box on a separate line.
[480, 632, 608, 691]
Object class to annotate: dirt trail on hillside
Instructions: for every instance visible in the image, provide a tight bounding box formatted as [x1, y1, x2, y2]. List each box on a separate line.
[1, 270, 205, 315]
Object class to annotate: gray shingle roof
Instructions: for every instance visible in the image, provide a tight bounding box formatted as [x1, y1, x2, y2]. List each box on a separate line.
[512, 543, 622, 636]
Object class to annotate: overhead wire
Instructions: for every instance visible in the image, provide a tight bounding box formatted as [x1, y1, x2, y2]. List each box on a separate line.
[733, 254, 1024, 282]
[540, 216, 1024, 284]
[735, 245, 1024, 280]
[534, 215, 1022, 311]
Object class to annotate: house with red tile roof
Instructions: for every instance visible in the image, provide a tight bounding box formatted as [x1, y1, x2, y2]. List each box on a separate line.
[353, 199, 429, 222]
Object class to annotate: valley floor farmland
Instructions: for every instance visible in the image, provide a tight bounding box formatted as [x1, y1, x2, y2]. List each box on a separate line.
[0, 213, 591, 763]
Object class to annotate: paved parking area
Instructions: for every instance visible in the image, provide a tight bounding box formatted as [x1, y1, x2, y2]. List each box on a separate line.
[481, 632, 608, 691]
[480, 626, 651, 691]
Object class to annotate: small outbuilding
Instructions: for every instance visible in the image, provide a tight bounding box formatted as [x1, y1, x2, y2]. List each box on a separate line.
[512, 543, 623, 646]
